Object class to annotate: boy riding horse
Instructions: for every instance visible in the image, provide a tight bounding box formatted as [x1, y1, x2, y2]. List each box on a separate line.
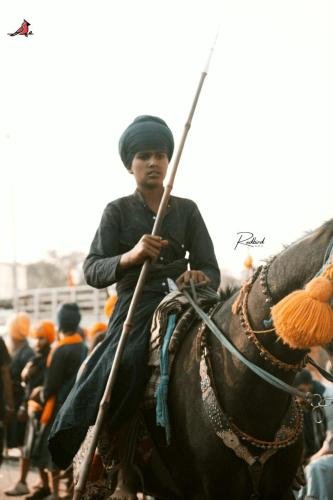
[49, 115, 220, 498]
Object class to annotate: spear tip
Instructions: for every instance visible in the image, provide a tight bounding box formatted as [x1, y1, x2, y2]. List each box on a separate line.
[203, 28, 220, 74]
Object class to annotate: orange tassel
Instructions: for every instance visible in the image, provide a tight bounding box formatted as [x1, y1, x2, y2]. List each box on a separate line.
[271, 273, 333, 349]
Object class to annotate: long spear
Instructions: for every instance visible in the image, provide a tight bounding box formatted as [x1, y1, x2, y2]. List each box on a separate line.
[73, 34, 218, 499]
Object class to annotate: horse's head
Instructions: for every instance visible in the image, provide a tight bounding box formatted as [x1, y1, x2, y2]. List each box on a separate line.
[268, 219, 333, 300]
[267, 219, 333, 349]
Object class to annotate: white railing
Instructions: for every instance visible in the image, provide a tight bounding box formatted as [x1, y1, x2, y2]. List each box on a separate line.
[0, 285, 112, 330]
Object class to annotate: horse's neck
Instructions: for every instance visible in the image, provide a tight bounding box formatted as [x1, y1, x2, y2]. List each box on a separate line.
[209, 220, 333, 439]
[209, 280, 302, 440]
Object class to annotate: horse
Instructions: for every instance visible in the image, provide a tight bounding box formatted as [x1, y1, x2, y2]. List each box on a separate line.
[129, 219, 333, 500]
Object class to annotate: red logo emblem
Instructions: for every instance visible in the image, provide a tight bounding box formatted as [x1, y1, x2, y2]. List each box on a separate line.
[8, 19, 33, 37]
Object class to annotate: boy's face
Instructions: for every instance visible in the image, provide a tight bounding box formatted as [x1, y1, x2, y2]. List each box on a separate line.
[130, 151, 169, 189]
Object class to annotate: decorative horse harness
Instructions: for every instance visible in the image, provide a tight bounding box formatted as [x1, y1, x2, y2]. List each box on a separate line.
[183, 262, 333, 499]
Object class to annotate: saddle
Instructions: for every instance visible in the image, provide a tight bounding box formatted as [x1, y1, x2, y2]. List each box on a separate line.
[144, 287, 220, 410]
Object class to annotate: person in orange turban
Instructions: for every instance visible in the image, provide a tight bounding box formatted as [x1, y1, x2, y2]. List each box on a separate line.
[30, 320, 56, 346]
[4, 313, 34, 495]
[5, 320, 57, 497]
[7, 312, 31, 341]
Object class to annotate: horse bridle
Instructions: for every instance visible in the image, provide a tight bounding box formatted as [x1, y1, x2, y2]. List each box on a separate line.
[257, 263, 333, 385]
[244, 260, 333, 379]
[237, 263, 307, 372]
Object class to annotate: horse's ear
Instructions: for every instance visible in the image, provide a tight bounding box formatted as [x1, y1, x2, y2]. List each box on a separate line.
[271, 265, 333, 349]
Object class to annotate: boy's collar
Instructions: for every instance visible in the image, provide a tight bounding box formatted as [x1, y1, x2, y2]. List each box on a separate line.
[133, 189, 172, 209]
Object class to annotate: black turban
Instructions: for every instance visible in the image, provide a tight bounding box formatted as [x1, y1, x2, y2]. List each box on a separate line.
[57, 303, 81, 333]
[119, 115, 174, 169]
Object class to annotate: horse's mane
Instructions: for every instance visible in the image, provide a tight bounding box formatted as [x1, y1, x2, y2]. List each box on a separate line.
[218, 284, 240, 303]
[263, 218, 333, 262]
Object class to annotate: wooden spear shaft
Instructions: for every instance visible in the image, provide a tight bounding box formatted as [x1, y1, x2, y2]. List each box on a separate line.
[73, 36, 218, 499]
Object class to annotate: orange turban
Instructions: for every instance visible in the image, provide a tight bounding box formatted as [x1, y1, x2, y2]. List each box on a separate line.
[7, 312, 30, 341]
[30, 320, 56, 345]
[104, 294, 118, 318]
[87, 322, 107, 339]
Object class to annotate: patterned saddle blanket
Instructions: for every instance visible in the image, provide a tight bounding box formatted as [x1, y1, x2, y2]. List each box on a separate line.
[144, 286, 219, 407]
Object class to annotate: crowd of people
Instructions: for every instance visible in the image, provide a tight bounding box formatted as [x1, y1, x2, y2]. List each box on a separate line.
[0, 296, 115, 500]
[2, 306, 333, 500]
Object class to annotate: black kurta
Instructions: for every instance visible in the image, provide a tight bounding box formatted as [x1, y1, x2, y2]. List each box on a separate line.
[49, 191, 220, 469]
[6, 341, 34, 449]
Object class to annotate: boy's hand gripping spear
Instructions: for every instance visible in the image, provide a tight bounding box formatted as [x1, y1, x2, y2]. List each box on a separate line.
[73, 34, 218, 499]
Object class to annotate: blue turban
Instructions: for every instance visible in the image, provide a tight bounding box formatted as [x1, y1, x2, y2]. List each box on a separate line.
[119, 115, 174, 169]
[57, 303, 81, 333]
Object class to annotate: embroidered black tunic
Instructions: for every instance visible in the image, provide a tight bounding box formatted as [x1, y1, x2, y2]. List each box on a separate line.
[83, 190, 220, 293]
[49, 191, 220, 469]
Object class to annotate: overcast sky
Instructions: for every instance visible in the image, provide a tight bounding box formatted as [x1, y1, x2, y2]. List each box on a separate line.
[1, 0, 332, 278]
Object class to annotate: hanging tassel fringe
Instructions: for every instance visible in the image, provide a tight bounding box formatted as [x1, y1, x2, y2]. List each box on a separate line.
[271, 264, 333, 349]
[155, 313, 177, 444]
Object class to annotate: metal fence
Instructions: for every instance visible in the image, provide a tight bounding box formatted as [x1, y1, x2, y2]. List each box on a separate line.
[0, 285, 112, 331]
